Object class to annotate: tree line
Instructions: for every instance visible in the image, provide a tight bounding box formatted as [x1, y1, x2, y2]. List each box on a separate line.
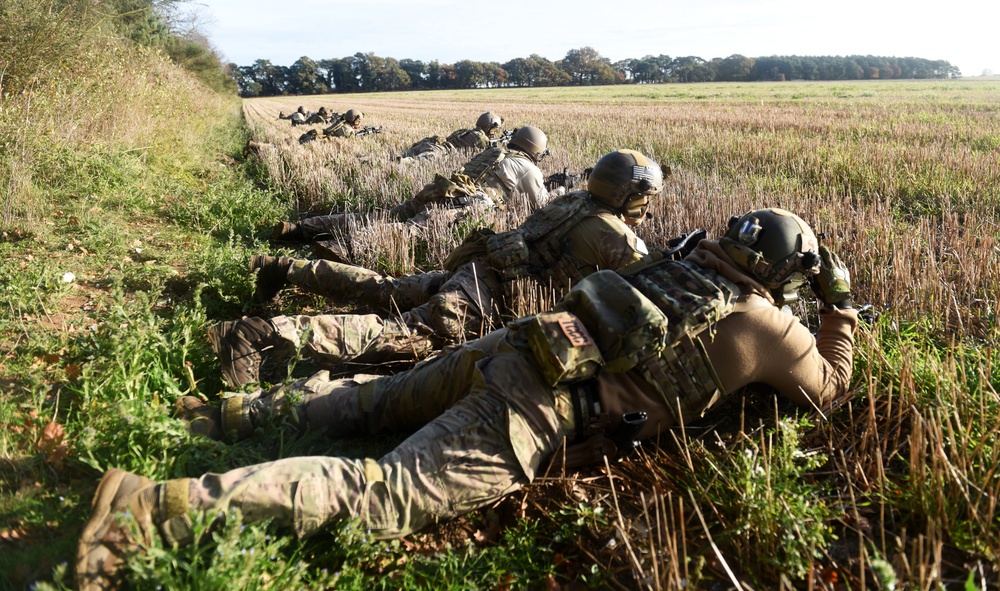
[228, 47, 960, 97]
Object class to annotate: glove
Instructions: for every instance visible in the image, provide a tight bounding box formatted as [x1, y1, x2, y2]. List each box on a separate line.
[811, 246, 853, 308]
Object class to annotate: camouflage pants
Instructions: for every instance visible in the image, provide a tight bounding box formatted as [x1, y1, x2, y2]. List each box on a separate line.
[398, 140, 450, 162]
[185, 348, 573, 539]
[233, 329, 509, 437]
[298, 213, 371, 241]
[296, 197, 448, 237]
[287, 259, 452, 312]
[272, 259, 502, 367]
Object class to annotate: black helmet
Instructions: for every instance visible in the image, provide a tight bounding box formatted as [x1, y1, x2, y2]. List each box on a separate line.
[720, 208, 822, 304]
[587, 150, 664, 221]
[507, 126, 548, 162]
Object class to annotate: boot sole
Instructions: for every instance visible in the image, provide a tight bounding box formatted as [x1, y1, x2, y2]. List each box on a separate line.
[207, 321, 246, 389]
[76, 469, 154, 591]
[250, 255, 286, 304]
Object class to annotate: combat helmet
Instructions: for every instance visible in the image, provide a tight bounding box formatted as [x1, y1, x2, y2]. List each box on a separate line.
[507, 126, 549, 162]
[720, 208, 822, 304]
[343, 109, 364, 125]
[587, 149, 664, 222]
[476, 112, 503, 136]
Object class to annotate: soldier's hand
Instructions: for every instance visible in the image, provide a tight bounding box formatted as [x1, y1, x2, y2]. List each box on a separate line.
[811, 246, 853, 308]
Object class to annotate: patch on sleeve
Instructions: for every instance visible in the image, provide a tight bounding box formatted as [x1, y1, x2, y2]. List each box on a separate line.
[559, 317, 594, 347]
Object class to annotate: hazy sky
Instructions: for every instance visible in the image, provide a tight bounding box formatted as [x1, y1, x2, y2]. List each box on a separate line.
[196, 0, 998, 77]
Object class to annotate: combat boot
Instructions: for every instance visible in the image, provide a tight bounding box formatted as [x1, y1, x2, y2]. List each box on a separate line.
[207, 317, 294, 388]
[271, 221, 304, 242]
[175, 396, 223, 439]
[175, 395, 257, 440]
[75, 469, 157, 591]
[313, 239, 353, 265]
[250, 254, 294, 303]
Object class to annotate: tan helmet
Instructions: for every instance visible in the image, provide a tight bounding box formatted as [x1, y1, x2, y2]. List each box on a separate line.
[344, 109, 363, 125]
[476, 111, 502, 135]
[587, 149, 664, 220]
[507, 126, 549, 162]
[720, 208, 822, 304]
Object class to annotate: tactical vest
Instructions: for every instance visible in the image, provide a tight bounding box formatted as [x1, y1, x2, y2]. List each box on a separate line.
[459, 146, 506, 184]
[484, 190, 613, 289]
[447, 128, 488, 151]
[515, 261, 739, 425]
[323, 118, 350, 138]
[616, 259, 740, 421]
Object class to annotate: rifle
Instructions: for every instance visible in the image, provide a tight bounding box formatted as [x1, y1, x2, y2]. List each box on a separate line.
[355, 125, 383, 138]
[489, 128, 514, 147]
[544, 167, 592, 191]
[663, 229, 706, 260]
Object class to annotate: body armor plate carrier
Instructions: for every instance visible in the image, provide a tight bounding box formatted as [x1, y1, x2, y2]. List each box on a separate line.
[486, 190, 611, 287]
[518, 258, 741, 424]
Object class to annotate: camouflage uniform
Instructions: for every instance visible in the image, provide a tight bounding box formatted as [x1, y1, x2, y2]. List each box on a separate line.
[255, 190, 646, 372]
[323, 119, 356, 138]
[160, 240, 858, 541]
[288, 145, 550, 244]
[398, 127, 490, 162]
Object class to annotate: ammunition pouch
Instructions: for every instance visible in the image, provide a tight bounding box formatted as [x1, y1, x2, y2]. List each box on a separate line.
[520, 311, 604, 387]
[485, 230, 529, 278]
[442, 230, 491, 272]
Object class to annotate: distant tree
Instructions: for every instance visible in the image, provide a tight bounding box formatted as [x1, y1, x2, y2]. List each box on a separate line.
[318, 58, 340, 90]
[626, 55, 672, 83]
[438, 63, 459, 89]
[501, 54, 569, 87]
[613, 59, 636, 82]
[671, 56, 714, 82]
[558, 47, 617, 85]
[351, 52, 380, 90]
[230, 64, 261, 97]
[230, 51, 960, 95]
[752, 56, 791, 81]
[501, 57, 535, 87]
[844, 58, 864, 80]
[370, 57, 411, 91]
[715, 54, 755, 81]
[454, 60, 487, 88]
[533, 54, 572, 86]
[399, 59, 426, 89]
[481, 62, 507, 88]
[329, 57, 359, 93]
[248, 59, 287, 95]
[288, 56, 328, 95]
[426, 60, 443, 89]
